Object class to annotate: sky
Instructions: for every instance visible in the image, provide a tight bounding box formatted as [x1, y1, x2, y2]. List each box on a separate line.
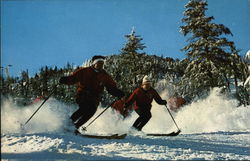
[1, 0, 250, 77]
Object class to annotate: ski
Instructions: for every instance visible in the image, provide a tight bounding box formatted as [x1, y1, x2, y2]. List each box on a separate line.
[77, 133, 127, 139]
[147, 130, 181, 136]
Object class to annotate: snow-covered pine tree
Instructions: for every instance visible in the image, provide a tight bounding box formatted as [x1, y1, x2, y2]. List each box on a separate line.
[180, 0, 243, 99]
[20, 70, 30, 98]
[105, 28, 148, 97]
[121, 28, 147, 90]
[243, 50, 250, 92]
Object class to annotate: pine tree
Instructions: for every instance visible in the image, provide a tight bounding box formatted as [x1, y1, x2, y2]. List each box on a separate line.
[121, 28, 147, 88]
[180, 0, 242, 98]
[105, 28, 147, 97]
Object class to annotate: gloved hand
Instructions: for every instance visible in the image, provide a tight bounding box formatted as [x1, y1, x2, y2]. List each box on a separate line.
[162, 100, 167, 105]
[121, 102, 127, 112]
[123, 102, 129, 109]
[59, 76, 68, 84]
[122, 103, 129, 115]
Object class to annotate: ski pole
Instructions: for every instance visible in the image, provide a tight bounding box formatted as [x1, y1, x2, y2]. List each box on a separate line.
[22, 88, 56, 127]
[165, 105, 181, 132]
[82, 100, 116, 131]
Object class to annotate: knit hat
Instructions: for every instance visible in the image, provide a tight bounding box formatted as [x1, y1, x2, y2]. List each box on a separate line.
[142, 75, 151, 84]
[91, 55, 106, 65]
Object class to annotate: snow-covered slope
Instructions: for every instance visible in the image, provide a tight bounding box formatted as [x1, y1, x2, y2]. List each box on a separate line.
[1, 89, 250, 160]
[2, 131, 250, 160]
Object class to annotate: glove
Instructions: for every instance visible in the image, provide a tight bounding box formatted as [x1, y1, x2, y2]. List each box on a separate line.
[122, 103, 129, 115]
[162, 100, 167, 105]
[124, 103, 129, 109]
[59, 76, 68, 84]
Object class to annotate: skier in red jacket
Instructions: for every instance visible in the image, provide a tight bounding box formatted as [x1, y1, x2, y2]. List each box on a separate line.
[124, 76, 167, 131]
[59, 55, 125, 131]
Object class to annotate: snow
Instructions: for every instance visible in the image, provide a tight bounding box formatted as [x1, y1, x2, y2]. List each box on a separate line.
[244, 76, 250, 86]
[245, 50, 250, 60]
[1, 88, 250, 160]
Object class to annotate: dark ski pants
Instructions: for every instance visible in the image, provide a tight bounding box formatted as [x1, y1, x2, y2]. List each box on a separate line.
[132, 108, 152, 131]
[70, 102, 98, 129]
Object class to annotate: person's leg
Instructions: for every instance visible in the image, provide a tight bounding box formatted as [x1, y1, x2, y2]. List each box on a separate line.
[132, 117, 143, 130]
[132, 108, 142, 130]
[74, 103, 98, 129]
[134, 110, 152, 131]
[70, 108, 84, 123]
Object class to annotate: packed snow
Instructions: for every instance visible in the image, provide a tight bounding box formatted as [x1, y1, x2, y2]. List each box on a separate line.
[1, 88, 250, 160]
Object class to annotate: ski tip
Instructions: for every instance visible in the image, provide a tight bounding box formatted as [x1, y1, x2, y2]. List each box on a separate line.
[74, 129, 81, 135]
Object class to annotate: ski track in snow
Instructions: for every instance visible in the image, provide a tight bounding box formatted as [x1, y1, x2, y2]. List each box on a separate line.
[2, 132, 250, 160]
[1, 89, 250, 160]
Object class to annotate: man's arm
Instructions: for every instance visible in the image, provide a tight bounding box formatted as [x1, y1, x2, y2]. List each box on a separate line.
[104, 74, 125, 98]
[152, 89, 167, 105]
[59, 68, 83, 85]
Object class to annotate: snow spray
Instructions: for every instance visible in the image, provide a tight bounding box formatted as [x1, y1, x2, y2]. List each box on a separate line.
[141, 87, 250, 134]
[1, 97, 77, 134]
[75, 88, 250, 135]
[86, 87, 250, 135]
[174, 88, 250, 134]
[1, 87, 249, 135]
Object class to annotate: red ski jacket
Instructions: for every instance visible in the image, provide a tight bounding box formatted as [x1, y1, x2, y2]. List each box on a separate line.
[125, 87, 166, 110]
[61, 66, 124, 105]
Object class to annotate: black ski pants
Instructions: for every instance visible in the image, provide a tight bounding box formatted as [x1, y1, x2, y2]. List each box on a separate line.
[70, 102, 98, 129]
[132, 108, 152, 131]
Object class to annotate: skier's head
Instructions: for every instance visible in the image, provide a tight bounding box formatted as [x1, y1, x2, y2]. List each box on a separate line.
[91, 55, 105, 70]
[142, 75, 151, 90]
